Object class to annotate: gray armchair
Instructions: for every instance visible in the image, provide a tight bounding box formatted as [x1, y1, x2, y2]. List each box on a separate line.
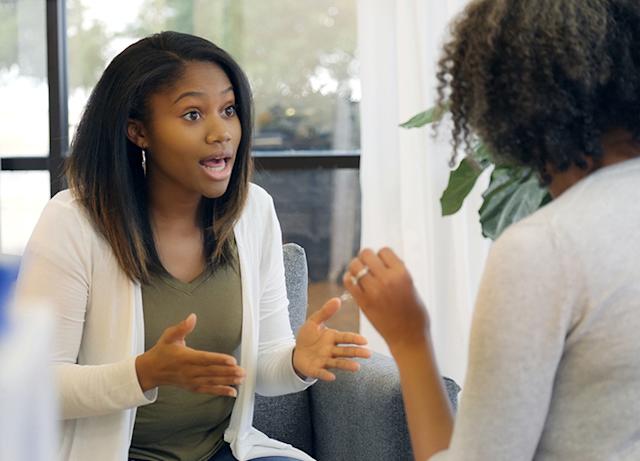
[254, 243, 460, 461]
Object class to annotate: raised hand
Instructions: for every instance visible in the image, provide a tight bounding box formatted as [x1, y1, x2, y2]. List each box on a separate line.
[292, 298, 371, 381]
[343, 248, 431, 354]
[135, 313, 246, 397]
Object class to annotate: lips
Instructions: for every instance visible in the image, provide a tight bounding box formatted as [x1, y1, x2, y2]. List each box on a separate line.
[199, 153, 233, 179]
[199, 154, 232, 171]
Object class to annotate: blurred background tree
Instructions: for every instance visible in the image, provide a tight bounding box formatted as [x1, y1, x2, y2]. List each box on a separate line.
[1, 0, 359, 150]
[0, 2, 19, 70]
[67, 0, 109, 89]
[125, 0, 360, 150]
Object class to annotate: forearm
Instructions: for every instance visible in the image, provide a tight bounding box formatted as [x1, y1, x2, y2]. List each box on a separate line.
[391, 338, 453, 461]
[56, 358, 156, 419]
[256, 342, 314, 396]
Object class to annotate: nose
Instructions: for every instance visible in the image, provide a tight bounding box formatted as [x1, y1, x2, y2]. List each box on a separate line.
[205, 117, 232, 144]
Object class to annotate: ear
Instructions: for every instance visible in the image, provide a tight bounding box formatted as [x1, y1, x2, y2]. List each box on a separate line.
[127, 119, 149, 149]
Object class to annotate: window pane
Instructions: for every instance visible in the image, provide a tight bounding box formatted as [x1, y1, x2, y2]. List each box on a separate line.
[253, 168, 360, 332]
[0, 0, 48, 157]
[66, 0, 360, 152]
[0, 171, 50, 255]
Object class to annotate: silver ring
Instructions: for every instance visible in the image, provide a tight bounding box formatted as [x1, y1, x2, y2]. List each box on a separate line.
[351, 266, 369, 285]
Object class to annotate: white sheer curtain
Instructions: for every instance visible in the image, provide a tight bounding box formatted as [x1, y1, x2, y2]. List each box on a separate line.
[356, 0, 489, 385]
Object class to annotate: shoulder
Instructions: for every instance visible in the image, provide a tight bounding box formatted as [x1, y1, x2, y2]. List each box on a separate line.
[491, 206, 557, 263]
[30, 189, 98, 248]
[241, 183, 276, 220]
[49, 188, 80, 210]
[247, 183, 273, 206]
[38, 189, 88, 227]
[21, 190, 98, 273]
[482, 202, 575, 299]
[500, 159, 640, 259]
[483, 195, 586, 307]
[235, 184, 282, 248]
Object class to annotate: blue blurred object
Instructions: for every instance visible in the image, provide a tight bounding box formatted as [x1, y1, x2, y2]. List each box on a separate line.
[0, 256, 19, 336]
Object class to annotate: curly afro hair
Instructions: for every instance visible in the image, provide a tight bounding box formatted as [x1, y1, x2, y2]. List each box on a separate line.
[436, 0, 640, 182]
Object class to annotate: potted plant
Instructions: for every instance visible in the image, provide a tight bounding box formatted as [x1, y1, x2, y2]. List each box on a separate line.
[401, 106, 551, 240]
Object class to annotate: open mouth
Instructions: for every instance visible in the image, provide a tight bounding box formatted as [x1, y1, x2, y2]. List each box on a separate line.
[199, 155, 232, 172]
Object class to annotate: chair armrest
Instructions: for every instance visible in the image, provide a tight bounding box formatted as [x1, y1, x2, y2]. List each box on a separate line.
[309, 352, 409, 460]
[253, 391, 314, 456]
[309, 352, 460, 461]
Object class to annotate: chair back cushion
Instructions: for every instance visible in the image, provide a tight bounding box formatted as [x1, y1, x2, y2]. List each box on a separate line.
[252, 242, 314, 455]
[282, 242, 308, 334]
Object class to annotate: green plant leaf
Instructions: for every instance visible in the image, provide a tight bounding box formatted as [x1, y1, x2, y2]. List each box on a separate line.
[401, 103, 552, 239]
[471, 142, 493, 167]
[479, 167, 551, 240]
[399, 104, 448, 128]
[440, 157, 489, 215]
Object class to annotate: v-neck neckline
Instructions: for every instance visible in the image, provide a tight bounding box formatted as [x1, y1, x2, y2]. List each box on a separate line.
[158, 266, 213, 295]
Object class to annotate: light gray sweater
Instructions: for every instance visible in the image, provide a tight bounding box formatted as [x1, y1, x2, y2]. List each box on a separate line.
[431, 157, 640, 460]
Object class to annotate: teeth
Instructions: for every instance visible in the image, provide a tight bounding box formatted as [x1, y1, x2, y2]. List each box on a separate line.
[201, 158, 227, 172]
[204, 164, 225, 171]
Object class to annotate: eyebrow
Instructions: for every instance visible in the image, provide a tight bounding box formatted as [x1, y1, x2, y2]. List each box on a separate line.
[172, 86, 235, 105]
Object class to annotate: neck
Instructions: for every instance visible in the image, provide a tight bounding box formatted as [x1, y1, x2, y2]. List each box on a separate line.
[147, 174, 201, 231]
[547, 128, 640, 198]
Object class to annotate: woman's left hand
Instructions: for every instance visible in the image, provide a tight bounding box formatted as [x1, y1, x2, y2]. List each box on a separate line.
[293, 298, 371, 381]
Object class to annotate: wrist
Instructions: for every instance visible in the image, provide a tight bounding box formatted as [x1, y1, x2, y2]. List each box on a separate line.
[135, 352, 157, 391]
[388, 330, 432, 360]
[291, 347, 308, 380]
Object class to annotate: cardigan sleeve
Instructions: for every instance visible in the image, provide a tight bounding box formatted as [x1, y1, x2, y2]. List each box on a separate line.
[14, 194, 155, 419]
[253, 192, 315, 396]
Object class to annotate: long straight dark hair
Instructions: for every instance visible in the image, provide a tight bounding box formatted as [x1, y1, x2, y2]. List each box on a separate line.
[65, 31, 253, 282]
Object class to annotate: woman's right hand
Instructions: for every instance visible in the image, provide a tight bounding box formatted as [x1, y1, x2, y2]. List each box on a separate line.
[135, 313, 245, 397]
[343, 248, 431, 355]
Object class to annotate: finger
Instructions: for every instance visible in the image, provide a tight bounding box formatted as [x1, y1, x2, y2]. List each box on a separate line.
[378, 247, 404, 269]
[358, 248, 387, 276]
[311, 369, 336, 382]
[189, 350, 238, 367]
[347, 257, 367, 278]
[342, 270, 364, 298]
[342, 270, 373, 316]
[161, 313, 197, 344]
[332, 346, 372, 359]
[191, 375, 245, 387]
[190, 384, 238, 397]
[308, 297, 341, 325]
[346, 257, 376, 291]
[326, 358, 361, 372]
[191, 364, 246, 378]
[335, 331, 368, 346]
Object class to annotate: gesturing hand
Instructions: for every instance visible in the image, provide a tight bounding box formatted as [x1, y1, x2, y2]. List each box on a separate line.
[292, 298, 371, 381]
[343, 248, 430, 354]
[135, 313, 246, 397]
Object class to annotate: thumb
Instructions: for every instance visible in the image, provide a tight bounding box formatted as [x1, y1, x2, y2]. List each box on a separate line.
[308, 297, 341, 325]
[161, 313, 197, 344]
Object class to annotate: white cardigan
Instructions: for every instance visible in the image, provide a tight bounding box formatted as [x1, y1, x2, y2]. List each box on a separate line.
[15, 184, 316, 461]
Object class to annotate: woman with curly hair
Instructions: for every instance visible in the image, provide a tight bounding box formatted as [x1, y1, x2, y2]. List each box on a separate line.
[343, 1, 640, 459]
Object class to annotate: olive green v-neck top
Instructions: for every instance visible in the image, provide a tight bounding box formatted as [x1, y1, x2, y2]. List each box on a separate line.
[129, 245, 242, 461]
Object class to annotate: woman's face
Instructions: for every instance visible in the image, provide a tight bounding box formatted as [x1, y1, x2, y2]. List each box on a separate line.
[136, 60, 242, 201]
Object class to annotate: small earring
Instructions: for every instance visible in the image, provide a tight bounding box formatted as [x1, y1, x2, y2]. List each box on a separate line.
[141, 148, 147, 176]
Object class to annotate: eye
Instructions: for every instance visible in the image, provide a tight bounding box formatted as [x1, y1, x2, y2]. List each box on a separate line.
[223, 105, 237, 118]
[182, 110, 202, 122]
